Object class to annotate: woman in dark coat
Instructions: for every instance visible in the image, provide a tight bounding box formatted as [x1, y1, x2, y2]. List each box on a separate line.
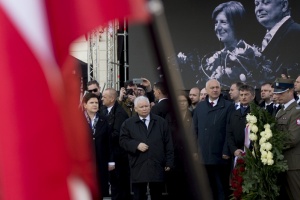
[83, 93, 110, 199]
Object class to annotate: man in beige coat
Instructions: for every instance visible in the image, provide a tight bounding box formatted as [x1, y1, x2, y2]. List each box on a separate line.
[273, 78, 300, 199]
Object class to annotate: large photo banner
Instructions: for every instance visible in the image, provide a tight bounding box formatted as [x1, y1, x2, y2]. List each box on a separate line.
[129, 0, 300, 90]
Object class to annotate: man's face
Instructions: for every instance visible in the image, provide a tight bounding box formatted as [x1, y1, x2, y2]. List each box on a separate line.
[239, 90, 255, 106]
[136, 87, 146, 97]
[261, 84, 272, 100]
[294, 76, 300, 93]
[87, 84, 101, 97]
[153, 86, 160, 101]
[255, 0, 287, 29]
[200, 88, 207, 101]
[126, 85, 138, 96]
[101, 90, 113, 107]
[134, 100, 151, 118]
[273, 89, 293, 104]
[206, 80, 221, 100]
[189, 88, 200, 105]
[229, 84, 240, 102]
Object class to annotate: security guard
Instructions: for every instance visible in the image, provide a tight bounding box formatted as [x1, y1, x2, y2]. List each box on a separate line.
[273, 78, 300, 199]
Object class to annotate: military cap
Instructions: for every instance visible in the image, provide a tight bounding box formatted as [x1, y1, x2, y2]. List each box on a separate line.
[273, 78, 294, 94]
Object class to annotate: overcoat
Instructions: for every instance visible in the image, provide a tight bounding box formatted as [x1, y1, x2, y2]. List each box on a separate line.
[193, 96, 233, 164]
[119, 113, 174, 183]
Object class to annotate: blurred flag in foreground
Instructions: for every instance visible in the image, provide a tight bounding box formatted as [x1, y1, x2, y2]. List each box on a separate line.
[0, 0, 148, 200]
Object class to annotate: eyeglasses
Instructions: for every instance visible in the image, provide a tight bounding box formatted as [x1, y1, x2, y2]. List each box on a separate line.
[88, 88, 98, 93]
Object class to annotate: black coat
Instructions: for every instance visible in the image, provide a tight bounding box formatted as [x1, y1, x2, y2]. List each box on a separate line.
[259, 101, 274, 115]
[102, 101, 129, 162]
[262, 18, 300, 77]
[86, 113, 110, 197]
[119, 113, 174, 183]
[193, 96, 233, 164]
[227, 107, 250, 155]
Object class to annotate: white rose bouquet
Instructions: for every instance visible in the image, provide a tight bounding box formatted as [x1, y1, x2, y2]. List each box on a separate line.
[239, 102, 288, 199]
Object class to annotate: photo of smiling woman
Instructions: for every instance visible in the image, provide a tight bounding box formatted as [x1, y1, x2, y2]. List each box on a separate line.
[199, 1, 272, 88]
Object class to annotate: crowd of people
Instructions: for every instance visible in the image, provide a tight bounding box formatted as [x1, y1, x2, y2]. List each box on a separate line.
[80, 0, 300, 199]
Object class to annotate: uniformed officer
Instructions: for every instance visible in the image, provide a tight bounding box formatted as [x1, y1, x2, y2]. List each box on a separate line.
[273, 78, 300, 199]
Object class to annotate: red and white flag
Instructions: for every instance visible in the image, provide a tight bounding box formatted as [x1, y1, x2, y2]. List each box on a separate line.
[0, 0, 149, 200]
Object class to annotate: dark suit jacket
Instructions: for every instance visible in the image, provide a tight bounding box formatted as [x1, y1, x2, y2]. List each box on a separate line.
[262, 18, 300, 77]
[101, 101, 129, 163]
[227, 107, 250, 155]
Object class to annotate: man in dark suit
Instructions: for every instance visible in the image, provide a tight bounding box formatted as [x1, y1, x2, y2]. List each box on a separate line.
[255, 0, 300, 78]
[101, 88, 131, 200]
[227, 85, 256, 160]
[120, 96, 174, 200]
[273, 78, 300, 199]
[193, 79, 233, 200]
[259, 82, 274, 114]
[151, 81, 171, 120]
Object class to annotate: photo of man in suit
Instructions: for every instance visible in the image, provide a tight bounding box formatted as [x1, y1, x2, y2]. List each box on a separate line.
[255, 0, 300, 78]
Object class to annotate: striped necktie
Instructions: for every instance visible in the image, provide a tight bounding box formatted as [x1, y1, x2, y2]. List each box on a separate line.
[261, 33, 272, 51]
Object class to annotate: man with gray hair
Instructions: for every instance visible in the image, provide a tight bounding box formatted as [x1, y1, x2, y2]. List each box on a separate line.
[120, 96, 174, 200]
[255, 0, 300, 77]
[193, 79, 234, 200]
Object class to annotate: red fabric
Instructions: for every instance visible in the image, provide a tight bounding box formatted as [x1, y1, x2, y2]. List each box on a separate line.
[0, 0, 148, 200]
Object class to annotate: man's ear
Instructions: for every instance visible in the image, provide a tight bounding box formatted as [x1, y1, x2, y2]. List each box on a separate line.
[281, 0, 289, 13]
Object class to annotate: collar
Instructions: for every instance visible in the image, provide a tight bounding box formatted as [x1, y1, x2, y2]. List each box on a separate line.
[107, 106, 113, 113]
[209, 98, 219, 106]
[158, 98, 168, 103]
[266, 16, 290, 39]
[283, 98, 295, 110]
[139, 115, 150, 121]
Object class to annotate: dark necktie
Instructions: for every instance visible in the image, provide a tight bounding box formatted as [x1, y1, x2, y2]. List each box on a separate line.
[241, 106, 247, 115]
[142, 118, 147, 129]
[210, 102, 214, 107]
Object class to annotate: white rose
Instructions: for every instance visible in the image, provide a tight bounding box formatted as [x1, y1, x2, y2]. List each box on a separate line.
[267, 151, 273, 159]
[261, 150, 267, 158]
[261, 158, 268, 165]
[251, 125, 259, 133]
[246, 114, 251, 122]
[265, 142, 272, 151]
[265, 132, 272, 140]
[265, 128, 272, 135]
[249, 115, 257, 124]
[260, 131, 266, 137]
[264, 124, 271, 129]
[259, 137, 267, 145]
[249, 133, 258, 141]
[267, 159, 274, 165]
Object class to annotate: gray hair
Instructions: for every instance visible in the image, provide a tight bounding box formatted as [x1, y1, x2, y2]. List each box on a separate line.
[134, 96, 150, 107]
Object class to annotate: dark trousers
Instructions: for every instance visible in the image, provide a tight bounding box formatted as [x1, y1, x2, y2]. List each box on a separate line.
[132, 182, 164, 200]
[109, 158, 131, 200]
[205, 164, 231, 200]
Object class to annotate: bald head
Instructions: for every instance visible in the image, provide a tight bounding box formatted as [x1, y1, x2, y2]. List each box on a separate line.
[206, 79, 221, 100]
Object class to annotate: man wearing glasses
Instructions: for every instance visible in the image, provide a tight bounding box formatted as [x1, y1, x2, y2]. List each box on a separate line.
[87, 80, 102, 109]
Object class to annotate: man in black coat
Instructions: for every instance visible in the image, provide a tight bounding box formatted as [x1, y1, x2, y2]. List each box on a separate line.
[259, 82, 274, 115]
[193, 79, 233, 200]
[101, 88, 131, 200]
[120, 96, 174, 200]
[227, 85, 256, 160]
[255, 0, 300, 78]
